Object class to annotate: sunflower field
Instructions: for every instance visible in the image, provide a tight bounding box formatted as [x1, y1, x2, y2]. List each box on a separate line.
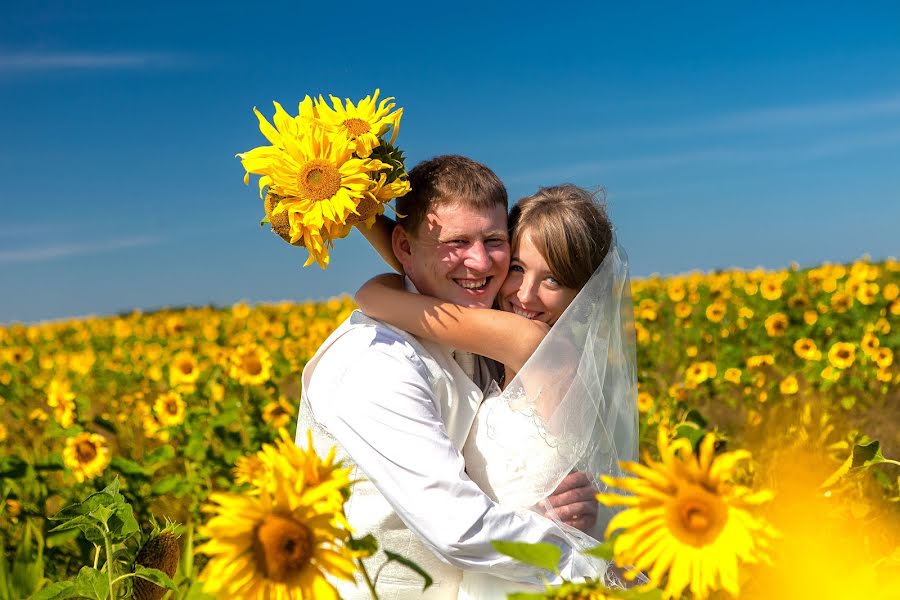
[1, 257, 899, 599]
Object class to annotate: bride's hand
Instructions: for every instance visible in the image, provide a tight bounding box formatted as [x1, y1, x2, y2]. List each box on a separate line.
[544, 471, 599, 533]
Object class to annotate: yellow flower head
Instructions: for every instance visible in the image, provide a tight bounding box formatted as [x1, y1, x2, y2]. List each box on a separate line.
[764, 313, 788, 337]
[154, 391, 187, 427]
[63, 432, 111, 483]
[314, 89, 402, 158]
[47, 379, 76, 428]
[746, 354, 775, 368]
[229, 344, 272, 386]
[760, 276, 783, 301]
[779, 375, 799, 395]
[262, 396, 295, 430]
[637, 391, 654, 413]
[860, 332, 880, 357]
[793, 338, 822, 361]
[705, 302, 726, 323]
[239, 95, 409, 269]
[169, 351, 200, 390]
[198, 430, 357, 599]
[597, 429, 777, 600]
[827, 342, 856, 370]
[724, 368, 742, 384]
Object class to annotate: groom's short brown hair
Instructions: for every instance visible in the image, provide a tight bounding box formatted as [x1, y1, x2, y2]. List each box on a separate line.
[395, 155, 508, 236]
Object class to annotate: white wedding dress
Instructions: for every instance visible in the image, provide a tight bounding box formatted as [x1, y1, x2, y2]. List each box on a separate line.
[457, 242, 639, 599]
[459, 391, 597, 598]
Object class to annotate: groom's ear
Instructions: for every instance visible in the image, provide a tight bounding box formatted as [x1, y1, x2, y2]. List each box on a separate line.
[392, 224, 414, 272]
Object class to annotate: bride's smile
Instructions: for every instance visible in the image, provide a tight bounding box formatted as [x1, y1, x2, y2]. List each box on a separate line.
[498, 232, 578, 326]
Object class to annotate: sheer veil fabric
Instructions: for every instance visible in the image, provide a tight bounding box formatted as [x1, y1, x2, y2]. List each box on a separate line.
[464, 240, 639, 563]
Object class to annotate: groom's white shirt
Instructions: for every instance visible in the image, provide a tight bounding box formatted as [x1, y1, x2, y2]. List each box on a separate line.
[300, 283, 589, 599]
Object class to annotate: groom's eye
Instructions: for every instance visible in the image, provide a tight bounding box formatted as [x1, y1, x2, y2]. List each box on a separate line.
[486, 237, 508, 248]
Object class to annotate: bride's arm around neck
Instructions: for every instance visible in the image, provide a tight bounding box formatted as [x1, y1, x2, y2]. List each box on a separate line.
[355, 274, 549, 373]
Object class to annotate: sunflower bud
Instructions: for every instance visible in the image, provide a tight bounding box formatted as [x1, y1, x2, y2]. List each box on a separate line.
[133, 531, 181, 600]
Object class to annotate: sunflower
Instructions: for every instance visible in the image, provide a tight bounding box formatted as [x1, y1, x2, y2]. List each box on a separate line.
[875, 347, 894, 368]
[63, 432, 111, 483]
[746, 354, 775, 368]
[229, 344, 272, 386]
[154, 391, 186, 427]
[46, 379, 76, 428]
[830, 291, 853, 313]
[793, 338, 821, 361]
[262, 396, 295, 429]
[169, 351, 200, 391]
[256, 430, 353, 517]
[637, 392, 654, 413]
[759, 275, 783, 301]
[674, 302, 692, 319]
[597, 429, 777, 599]
[779, 375, 799, 395]
[197, 435, 357, 599]
[724, 368, 742, 384]
[233, 454, 267, 489]
[827, 342, 856, 370]
[860, 332, 880, 358]
[314, 90, 402, 158]
[884, 282, 899, 301]
[763, 313, 788, 337]
[704, 302, 726, 323]
[238, 102, 402, 268]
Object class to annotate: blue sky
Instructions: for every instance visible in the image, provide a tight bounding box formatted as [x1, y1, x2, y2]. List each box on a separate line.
[2, 1, 899, 323]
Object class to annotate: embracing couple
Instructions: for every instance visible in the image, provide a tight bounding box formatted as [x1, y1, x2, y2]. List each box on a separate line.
[298, 155, 639, 599]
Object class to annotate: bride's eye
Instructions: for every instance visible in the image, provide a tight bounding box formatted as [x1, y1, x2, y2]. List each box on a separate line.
[545, 276, 561, 288]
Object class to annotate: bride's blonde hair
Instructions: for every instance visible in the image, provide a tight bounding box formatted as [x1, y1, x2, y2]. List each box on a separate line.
[509, 185, 612, 290]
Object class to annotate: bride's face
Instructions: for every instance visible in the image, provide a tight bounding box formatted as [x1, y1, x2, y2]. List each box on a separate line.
[498, 232, 578, 326]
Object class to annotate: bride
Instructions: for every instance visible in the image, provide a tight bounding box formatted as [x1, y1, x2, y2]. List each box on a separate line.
[355, 184, 639, 597]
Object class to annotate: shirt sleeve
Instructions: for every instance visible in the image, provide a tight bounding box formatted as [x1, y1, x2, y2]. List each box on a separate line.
[306, 326, 601, 584]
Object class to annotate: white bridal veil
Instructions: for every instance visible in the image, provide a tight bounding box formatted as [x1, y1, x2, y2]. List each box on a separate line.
[469, 240, 639, 542]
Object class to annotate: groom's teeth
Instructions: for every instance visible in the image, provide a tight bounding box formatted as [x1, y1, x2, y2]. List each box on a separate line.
[459, 278, 487, 289]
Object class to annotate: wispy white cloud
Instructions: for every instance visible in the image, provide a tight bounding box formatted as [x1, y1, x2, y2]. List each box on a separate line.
[0, 51, 185, 72]
[506, 128, 900, 184]
[620, 92, 900, 139]
[0, 236, 160, 264]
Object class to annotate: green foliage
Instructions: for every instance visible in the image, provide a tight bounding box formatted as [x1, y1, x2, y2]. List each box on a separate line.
[0, 521, 47, 600]
[491, 540, 561, 575]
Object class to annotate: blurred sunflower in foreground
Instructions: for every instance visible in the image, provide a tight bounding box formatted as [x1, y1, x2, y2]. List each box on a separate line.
[197, 430, 356, 599]
[597, 429, 777, 599]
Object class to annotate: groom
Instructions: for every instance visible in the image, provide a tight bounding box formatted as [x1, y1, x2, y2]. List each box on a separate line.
[300, 155, 599, 599]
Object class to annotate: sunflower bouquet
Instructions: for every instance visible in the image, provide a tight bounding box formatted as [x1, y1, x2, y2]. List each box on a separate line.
[238, 90, 410, 268]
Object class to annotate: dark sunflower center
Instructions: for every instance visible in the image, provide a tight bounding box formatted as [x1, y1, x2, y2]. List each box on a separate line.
[343, 118, 371, 137]
[298, 159, 341, 201]
[253, 513, 313, 582]
[76, 441, 98, 463]
[179, 361, 193, 375]
[165, 400, 179, 415]
[243, 355, 263, 376]
[667, 484, 727, 547]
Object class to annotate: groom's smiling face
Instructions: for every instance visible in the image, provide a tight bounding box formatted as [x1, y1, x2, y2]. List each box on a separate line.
[394, 201, 510, 308]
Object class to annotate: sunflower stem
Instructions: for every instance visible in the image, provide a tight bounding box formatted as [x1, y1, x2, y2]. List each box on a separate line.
[102, 527, 116, 599]
[93, 544, 100, 569]
[356, 558, 379, 600]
